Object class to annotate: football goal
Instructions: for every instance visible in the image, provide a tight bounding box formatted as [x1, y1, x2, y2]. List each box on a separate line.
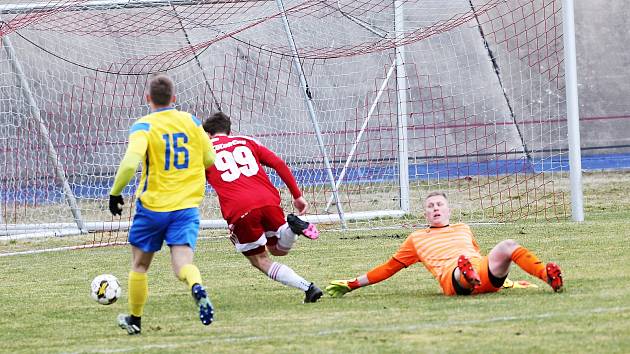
[0, 0, 582, 251]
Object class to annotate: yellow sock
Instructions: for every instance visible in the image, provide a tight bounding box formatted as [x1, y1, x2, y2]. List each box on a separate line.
[128, 271, 148, 317]
[178, 264, 202, 290]
[511, 246, 546, 281]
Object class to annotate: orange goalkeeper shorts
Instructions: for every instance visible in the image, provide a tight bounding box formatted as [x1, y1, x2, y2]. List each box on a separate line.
[440, 256, 503, 296]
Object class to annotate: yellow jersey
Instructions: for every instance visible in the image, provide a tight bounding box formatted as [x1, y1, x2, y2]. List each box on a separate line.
[127, 107, 213, 212]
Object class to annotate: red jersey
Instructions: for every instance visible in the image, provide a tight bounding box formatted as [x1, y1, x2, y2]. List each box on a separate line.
[205, 134, 302, 224]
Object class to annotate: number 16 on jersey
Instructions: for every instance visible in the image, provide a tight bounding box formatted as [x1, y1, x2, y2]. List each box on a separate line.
[162, 132, 189, 170]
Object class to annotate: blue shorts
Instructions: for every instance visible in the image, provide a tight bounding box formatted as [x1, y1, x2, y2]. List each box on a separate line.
[128, 200, 200, 253]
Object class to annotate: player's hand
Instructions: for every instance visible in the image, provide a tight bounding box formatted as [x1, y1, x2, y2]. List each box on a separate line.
[293, 196, 308, 215]
[109, 195, 124, 216]
[325, 280, 352, 298]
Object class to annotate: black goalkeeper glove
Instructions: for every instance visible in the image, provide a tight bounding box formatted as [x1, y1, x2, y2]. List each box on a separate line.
[109, 195, 124, 216]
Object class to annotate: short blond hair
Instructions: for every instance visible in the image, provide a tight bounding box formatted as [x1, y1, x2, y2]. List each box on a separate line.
[425, 191, 447, 201]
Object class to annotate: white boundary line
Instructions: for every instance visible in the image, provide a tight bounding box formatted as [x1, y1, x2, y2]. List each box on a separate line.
[72, 306, 630, 353]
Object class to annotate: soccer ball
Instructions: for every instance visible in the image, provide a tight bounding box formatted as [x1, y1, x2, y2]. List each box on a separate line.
[90, 274, 122, 305]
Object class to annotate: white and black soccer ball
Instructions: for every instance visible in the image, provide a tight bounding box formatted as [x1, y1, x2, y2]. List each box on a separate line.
[90, 274, 122, 305]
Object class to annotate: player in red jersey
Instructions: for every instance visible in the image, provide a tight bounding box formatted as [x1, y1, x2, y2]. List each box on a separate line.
[203, 112, 323, 303]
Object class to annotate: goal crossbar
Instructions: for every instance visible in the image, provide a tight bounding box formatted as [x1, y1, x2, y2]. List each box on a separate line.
[0, 0, 243, 15]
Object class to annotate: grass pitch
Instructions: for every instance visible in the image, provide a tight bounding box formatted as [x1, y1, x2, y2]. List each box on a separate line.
[1, 208, 630, 353]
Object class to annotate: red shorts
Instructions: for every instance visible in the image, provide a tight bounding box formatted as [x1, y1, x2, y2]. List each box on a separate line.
[228, 205, 286, 256]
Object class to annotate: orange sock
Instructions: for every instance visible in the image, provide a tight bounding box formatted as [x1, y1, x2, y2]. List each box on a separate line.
[511, 246, 546, 281]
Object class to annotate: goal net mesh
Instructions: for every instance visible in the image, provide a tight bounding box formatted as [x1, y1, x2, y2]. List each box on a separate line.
[0, 0, 569, 251]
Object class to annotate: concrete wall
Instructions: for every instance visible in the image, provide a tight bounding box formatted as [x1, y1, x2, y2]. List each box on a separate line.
[575, 0, 630, 154]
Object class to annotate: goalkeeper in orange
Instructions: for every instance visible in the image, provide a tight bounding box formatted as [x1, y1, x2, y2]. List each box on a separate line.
[326, 192, 563, 297]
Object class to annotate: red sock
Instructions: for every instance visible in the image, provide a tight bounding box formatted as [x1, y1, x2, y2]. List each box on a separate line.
[511, 246, 546, 281]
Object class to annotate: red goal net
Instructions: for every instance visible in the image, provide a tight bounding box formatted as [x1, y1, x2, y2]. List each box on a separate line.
[0, 0, 570, 250]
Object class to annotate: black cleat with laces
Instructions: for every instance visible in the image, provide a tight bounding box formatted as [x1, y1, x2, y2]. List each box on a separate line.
[304, 283, 323, 303]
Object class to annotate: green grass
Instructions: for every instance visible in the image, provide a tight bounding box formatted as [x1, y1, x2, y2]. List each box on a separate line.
[1, 209, 630, 353]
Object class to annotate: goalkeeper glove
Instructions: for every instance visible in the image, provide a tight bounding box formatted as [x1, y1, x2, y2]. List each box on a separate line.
[109, 195, 124, 216]
[502, 278, 539, 289]
[325, 280, 353, 298]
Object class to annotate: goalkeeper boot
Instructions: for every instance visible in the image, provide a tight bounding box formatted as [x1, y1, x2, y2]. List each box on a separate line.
[304, 283, 323, 303]
[457, 255, 481, 288]
[192, 283, 214, 325]
[117, 314, 141, 335]
[545, 262, 563, 292]
[287, 213, 319, 240]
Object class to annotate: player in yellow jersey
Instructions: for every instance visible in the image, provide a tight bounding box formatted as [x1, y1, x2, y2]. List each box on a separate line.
[108, 74, 216, 334]
[326, 191, 563, 297]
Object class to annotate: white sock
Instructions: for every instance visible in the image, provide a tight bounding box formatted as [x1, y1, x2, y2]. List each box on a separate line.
[267, 262, 310, 291]
[276, 224, 297, 251]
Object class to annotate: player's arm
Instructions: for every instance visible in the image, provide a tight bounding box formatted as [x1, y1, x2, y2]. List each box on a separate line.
[326, 236, 419, 297]
[326, 258, 408, 298]
[198, 125, 216, 168]
[109, 125, 148, 215]
[257, 144, 307, 214]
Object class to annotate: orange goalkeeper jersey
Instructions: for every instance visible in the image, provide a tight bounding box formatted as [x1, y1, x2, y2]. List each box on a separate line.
[393, 223, 482, 285]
